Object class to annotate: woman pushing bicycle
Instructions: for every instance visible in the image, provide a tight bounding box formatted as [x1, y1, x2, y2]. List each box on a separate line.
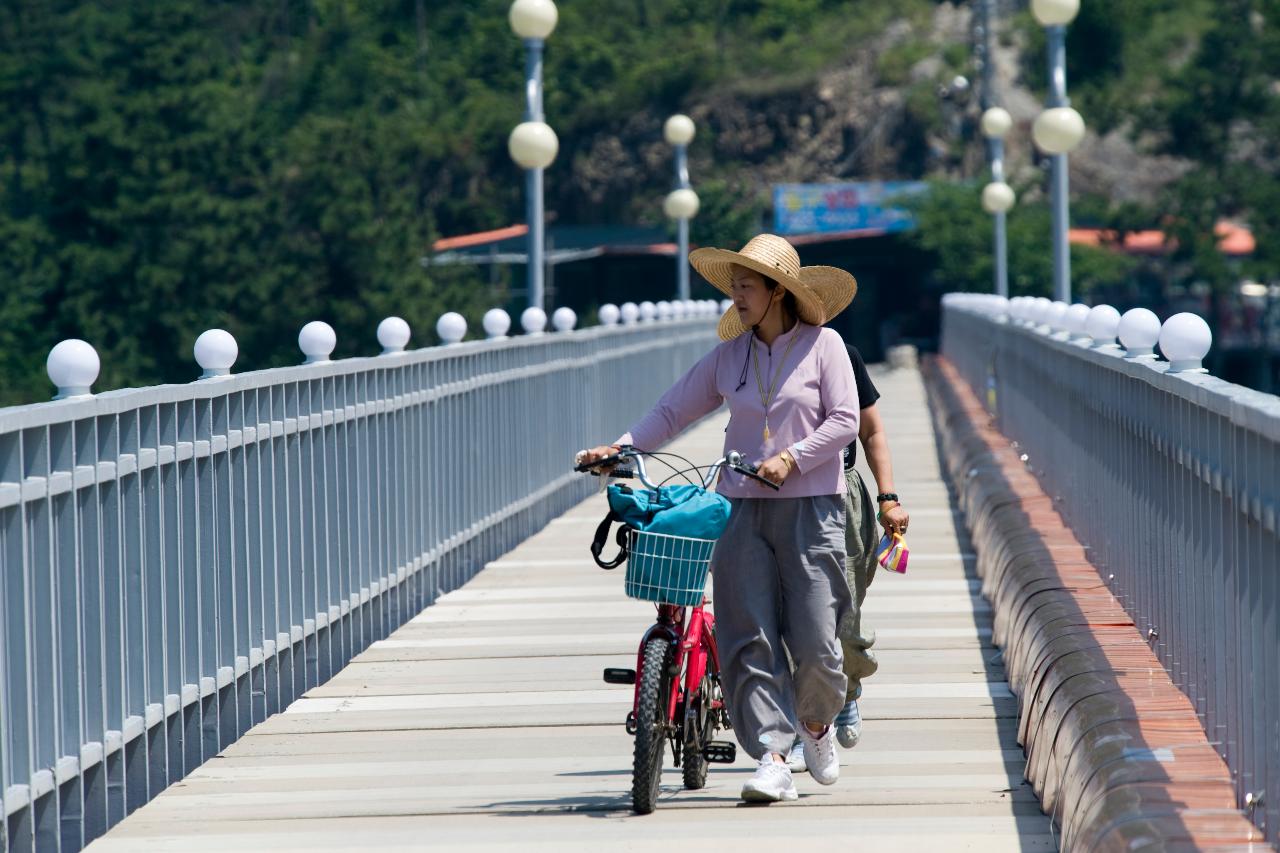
[579, 233, 860, 803]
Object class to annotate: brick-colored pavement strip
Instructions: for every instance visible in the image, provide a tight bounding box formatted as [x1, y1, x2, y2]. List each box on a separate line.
[925, 356, 1266, 852]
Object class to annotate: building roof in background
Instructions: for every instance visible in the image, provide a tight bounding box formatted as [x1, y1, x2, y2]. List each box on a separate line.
[1069, 220, 1255, 256]
[427, 224, 680, 266]
[426, 223, 889, 267]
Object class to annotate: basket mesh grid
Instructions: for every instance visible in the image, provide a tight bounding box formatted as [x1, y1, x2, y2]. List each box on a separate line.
[623, 529, 716, 606]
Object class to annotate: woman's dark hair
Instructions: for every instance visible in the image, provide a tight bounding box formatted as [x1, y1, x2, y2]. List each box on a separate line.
[762, 275, 800, 318]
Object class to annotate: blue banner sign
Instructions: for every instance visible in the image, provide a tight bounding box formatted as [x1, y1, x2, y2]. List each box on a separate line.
[773, 181, 928, 236]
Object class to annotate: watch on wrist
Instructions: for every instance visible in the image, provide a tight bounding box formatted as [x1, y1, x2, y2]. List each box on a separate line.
[876, 492, 899, 504]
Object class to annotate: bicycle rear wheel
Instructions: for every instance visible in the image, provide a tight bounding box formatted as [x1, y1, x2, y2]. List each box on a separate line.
[632, 636, 673, 814]
[681, 672, 710, 790]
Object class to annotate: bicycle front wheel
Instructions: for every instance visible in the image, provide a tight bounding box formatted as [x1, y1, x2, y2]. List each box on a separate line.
[632, 636, 673, 814]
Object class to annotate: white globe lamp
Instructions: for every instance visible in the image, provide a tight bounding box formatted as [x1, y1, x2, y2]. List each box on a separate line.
[508, 121, 559, 170]
[1032, 107, 1086, 155]
[663, 188, 700, 220]
[1085, 305, 1121, 347]
[47, 339, 100, 400]
[1031, 0, 1080, 26]
[1065, 303, 1092, 340]
[298, 321, 337, 364]
[194, 329, 238, 377]
[980, 107, 1013, 139]
[483, 308, 511, 340]
[551, 306, 577, 332]
[1159, 313, 1212, 373]
[376, 317, 411, 355]
[982, 182, 1016, 214]
[509, 0, 558, 39]
[1118, 307, 1161, 358]
[521, 306, 548, 335]
[436, 312, 467, 345]
[664, 114, 696, 146]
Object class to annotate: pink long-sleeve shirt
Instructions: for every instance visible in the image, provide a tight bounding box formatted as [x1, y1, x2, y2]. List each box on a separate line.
[617, 323, 859, 499]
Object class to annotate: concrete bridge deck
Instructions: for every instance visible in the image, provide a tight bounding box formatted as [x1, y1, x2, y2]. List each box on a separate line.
[87, 367, 1055, 852]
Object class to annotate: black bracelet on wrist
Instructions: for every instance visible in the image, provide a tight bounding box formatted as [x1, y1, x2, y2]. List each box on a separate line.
[876, 492, 899, 504]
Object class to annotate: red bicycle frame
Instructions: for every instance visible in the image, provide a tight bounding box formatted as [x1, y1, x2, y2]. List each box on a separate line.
[630, 600, 721, 728]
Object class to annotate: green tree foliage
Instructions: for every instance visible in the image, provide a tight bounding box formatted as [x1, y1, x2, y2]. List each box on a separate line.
[905, 181, 1135, 298]
[0, 0, 940, 406]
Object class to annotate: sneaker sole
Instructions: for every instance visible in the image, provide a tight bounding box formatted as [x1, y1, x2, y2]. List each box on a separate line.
[808, 769, 839, 786]
[741, 785, 799, 803]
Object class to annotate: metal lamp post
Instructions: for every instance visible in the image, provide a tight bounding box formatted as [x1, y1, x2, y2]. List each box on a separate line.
[508, 0, 559, 313]
[1031, 0, 1086, 304]
[981, 107, 1015, 298]
[663, 114, 699, 301]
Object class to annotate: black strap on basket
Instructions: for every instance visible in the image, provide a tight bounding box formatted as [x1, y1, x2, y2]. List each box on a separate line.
[590, 511, 631, 570]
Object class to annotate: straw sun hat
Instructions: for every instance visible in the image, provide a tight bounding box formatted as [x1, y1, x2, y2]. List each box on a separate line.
[688, 234, 858, 341]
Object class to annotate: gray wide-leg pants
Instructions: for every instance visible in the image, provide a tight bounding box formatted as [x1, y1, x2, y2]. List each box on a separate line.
[710, 495, 853, 760]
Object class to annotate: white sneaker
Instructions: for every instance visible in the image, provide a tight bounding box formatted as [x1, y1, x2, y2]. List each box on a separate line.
[740, 757, 799, 802]
[785, 739, 807, 773]
[835, 699, 862, 749]
[799, 725, 840, 786]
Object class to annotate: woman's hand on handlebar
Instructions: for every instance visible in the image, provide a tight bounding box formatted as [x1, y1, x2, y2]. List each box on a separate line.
[576, 444, 622, 469]
[755, 454, 792, 488]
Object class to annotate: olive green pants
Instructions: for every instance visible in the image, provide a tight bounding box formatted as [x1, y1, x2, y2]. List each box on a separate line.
[838, 466, 879, 700]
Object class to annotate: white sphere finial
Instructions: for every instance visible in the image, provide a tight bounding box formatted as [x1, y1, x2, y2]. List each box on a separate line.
[1047, 301, 1070, 335]
[47, 339, 100, 400]
[508, 121, 559, 170]
[377, 317, 411, 355]
[194, 329, 238, 378]
[298, 321, 337, 364]
[638, 301, 657, 323]
[521, 306, 548, 335]
[1159, 313, 1213, 373]
[597, 303, 621, 326]
[619, 302, 640, 325]
[483, 308, 512, 340]
[1065, 303, 1092, 341]
[1085, 304, 1122, 347]
[1118, 307, 1162, 358]
[720, 299, 733, 315]
[664, 114, 696, 146]
[552, 306, 577, 332]
[656, 301, 673, 321]
[509, 0, 558, 39]
[436, 312, 467, 345]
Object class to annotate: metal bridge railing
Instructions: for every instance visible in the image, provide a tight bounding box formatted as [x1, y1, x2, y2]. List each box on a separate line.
[942, 294, 1280, 842]
[0, 317, 717, 851]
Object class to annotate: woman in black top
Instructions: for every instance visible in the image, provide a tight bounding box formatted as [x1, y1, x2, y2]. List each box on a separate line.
[790, 344, 910, 762]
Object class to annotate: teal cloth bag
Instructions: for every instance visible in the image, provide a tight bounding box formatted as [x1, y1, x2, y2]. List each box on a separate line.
[589, 483, 731, 574]
[606, 483, 731, 539]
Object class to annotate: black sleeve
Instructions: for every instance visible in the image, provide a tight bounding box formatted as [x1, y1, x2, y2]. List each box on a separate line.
[847, 345, 880, 410]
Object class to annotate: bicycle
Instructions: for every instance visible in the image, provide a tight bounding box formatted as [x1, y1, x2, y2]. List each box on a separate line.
[574, 445, 779, 814]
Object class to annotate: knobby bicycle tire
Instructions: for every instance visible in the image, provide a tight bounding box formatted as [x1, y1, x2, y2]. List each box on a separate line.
[632, 636, 673, 814]
[681, 672, 710, 790]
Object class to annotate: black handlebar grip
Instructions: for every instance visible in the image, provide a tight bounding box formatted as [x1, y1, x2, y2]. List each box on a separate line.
[574, 452, 623, 473]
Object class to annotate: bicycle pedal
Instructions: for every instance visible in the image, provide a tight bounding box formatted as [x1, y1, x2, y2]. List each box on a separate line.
[702, 742, 737, 763]
[602, 667, 636, 685]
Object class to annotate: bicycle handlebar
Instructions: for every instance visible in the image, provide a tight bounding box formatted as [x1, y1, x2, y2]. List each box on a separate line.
[574, 446, 781, 491]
